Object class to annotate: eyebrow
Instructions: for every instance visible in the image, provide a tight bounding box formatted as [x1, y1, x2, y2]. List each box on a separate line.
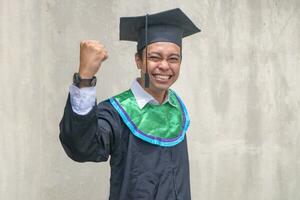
[168, 53, 181, 57]
[147, 52, 181, 57]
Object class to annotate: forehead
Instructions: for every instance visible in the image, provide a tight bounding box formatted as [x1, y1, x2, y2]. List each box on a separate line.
[147, 42, 181, 54]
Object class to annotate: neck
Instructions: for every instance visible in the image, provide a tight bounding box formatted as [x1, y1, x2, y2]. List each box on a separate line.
[137, 78, 167, 104]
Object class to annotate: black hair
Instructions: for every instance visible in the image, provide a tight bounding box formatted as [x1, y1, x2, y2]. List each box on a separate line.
[136, 48, 144, 60]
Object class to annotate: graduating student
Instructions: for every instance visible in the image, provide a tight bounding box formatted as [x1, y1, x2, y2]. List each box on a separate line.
[59, 8, 200, 200]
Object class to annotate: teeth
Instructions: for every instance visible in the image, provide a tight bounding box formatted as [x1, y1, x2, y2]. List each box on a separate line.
[154, 75, 170, 80]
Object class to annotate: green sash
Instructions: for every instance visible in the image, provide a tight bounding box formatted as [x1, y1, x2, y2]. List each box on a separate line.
[109, 89, 190, 147]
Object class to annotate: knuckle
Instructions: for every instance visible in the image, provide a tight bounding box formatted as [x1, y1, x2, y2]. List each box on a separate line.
[103, 52, 108, 60]
[94, 46, 102, 52]
[80, 40, 86, 47]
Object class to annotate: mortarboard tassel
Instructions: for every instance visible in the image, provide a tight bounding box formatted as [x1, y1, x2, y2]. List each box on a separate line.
[144, 14, 150, 88]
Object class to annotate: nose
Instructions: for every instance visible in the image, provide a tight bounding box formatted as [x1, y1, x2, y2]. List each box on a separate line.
[158, 59, 169, 70]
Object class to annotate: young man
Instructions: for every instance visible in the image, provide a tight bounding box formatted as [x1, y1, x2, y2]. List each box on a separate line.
[59, 8, 200, 200]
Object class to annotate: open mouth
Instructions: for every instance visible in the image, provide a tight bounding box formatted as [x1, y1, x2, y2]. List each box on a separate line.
[152, 74, 172, 81]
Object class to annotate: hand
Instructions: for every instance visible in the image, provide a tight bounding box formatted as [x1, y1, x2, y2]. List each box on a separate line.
[78, 40, 108, 79]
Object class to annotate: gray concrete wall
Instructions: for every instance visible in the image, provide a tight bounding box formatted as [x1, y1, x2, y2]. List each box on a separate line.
[1, 0, 300, 199]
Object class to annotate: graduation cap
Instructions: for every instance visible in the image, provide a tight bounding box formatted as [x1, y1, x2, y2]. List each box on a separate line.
[119, 8, 201, 87]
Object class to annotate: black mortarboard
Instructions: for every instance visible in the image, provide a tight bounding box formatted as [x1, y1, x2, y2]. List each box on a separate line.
[119, 8, 201, 51]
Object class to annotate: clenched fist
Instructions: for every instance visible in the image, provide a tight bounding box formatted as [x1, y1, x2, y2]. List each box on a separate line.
[78, 40, 108, 79]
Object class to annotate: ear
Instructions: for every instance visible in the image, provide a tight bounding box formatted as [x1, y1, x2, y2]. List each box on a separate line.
[135, 53, 142, 69]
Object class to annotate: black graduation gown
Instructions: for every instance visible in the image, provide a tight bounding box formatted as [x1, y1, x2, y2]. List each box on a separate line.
[59, 94, 191, 200]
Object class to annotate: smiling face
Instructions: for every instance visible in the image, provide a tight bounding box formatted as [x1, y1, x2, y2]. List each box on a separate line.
[135, 42, 181, 98]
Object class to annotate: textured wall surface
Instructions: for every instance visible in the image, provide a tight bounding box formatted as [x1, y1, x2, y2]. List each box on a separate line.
[1, 0, 300, 200]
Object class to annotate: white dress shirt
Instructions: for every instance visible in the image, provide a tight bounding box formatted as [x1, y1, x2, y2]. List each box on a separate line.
[69, 79, 175, 115]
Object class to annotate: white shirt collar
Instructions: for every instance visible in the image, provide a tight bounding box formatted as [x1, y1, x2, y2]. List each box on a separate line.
[130, 79, 175, 109]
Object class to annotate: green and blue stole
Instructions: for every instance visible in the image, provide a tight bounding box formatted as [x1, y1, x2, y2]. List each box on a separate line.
[109, 89, 190, 147]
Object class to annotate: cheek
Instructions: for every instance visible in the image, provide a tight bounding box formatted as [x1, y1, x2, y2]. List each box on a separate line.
[172, 65, 180, 76]
[147, 62, 158, 72]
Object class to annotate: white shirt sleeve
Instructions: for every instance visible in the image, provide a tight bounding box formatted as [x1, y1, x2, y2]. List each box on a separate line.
[69, 84, 96, 115]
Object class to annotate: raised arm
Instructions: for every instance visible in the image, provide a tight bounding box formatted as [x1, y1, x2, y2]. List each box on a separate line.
[59, 40, 120, 162]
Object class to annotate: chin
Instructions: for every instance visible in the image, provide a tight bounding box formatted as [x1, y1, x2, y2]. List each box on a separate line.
[151, 82, 173, 92]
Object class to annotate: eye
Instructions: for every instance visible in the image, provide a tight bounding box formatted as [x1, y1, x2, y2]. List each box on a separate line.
[148, 55, 162, 62]
[168, 57, 180, 63]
